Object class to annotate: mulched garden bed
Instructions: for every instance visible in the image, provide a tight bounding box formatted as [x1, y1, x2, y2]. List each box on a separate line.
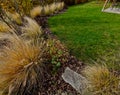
[35, 9, 85, 95]
[0, 7, 85, 95]
[41, 55, 85, 95]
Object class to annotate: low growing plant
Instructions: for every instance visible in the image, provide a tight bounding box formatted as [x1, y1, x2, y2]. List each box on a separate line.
[46, 38, 69, 72]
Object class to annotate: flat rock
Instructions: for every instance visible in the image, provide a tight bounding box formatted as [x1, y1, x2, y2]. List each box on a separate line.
[102, 7, 120, 14]
[62, 67, 88, 95]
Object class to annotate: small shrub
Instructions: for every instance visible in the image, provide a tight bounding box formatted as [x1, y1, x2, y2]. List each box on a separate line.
[83, 65, 120, 95]
[46, 38, 69, 72]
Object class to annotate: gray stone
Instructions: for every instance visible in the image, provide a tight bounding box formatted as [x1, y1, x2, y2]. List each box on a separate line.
[102, 7, 120, 14]
[62, 67, 88, 95]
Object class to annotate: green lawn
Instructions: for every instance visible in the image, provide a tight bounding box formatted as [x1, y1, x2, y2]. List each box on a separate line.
[48, 1, 120, 64]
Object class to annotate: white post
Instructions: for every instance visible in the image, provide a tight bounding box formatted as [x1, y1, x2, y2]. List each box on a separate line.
[102, 0, 110, 11]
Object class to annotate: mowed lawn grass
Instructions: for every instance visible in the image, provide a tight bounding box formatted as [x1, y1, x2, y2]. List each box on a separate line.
[48, 1, 120, 63]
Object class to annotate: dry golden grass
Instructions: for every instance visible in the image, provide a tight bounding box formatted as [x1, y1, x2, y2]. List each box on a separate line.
[49, 3, 56, 14]
[61, 2, 65, 10]
[0, 33, 45, 94]
[44, 5, 50, 15]
[0, 14, 48, 94]
[0, 21, 11, 33]
[30, 6, 43, 18]
[83, 65, 120, 95]
[6, 12, 22, 25]
[21, 17, 43, 41]
[56, 2, 64, 11]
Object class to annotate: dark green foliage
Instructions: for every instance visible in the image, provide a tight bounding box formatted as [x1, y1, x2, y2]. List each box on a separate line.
[46, 38, 69, 73]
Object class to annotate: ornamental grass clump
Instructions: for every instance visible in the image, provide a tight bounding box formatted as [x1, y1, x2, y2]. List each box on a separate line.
[0, 21, 11, 33]
[0, 33, 47, 95]
[6, 12, 22, 25]
[60, 2, 65, 10]
[56, 2, 65, 11]
[0, 1, 65, 21]
[30, 6, 43, 18]
[0, 14, 54, 94]
[49, 3, 57, 14]
[83, 65, 120, 95]
[43, 5, 50, 15]
[21, 17, 43, 42]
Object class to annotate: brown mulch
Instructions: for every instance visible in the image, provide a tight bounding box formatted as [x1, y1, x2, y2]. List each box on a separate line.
[41, 55, 85, 95]
[40, 20, 85, 95]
